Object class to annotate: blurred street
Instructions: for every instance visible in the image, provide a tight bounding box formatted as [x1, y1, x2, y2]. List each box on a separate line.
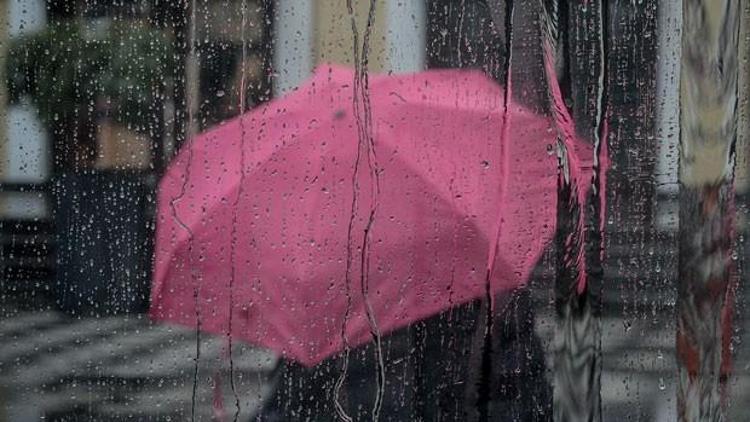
[0, 301, 278, 421]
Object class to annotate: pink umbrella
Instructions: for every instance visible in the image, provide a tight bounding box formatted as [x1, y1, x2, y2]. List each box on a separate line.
[150, 65, 593, 367]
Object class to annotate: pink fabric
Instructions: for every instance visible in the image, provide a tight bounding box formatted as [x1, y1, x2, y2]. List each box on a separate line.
[541, 44, 608, 293]
[150, 65, 594, 366]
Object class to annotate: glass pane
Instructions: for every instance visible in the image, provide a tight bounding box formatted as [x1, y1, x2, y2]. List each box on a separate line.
[0, 1, 746, 420]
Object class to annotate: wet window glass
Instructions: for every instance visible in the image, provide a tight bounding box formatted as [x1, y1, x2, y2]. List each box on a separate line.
[0, 1, 747, 421]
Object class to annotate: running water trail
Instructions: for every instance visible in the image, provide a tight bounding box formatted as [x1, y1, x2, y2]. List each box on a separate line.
[587, 0, 609, 419]
[333, 2, 385, 421]
[225, 1, 249, 421]
[167, 0, 201, 420]
[477, 1, 514, 420]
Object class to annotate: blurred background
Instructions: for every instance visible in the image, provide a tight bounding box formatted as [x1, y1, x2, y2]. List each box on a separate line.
[0, 0, 747, 420]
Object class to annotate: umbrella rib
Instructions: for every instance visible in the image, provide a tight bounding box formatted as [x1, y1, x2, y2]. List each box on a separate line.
[477, 0, 516, 419]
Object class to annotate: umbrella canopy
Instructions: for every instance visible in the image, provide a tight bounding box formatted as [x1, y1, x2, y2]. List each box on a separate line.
[150, 65, 593, 367]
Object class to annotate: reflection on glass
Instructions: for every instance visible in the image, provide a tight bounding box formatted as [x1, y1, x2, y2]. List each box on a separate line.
[677, 1, 739, 420]
[0, 1, 746, 421]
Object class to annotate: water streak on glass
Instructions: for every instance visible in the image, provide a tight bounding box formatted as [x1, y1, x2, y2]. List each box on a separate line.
[475, 1, 515, 420]
[226, 1, 250, 421]
[159, 0, 203, 419]
[334, 1, 385, 421]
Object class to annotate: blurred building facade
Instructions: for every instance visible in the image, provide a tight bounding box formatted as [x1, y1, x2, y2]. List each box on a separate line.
[0, 0, 429, 309]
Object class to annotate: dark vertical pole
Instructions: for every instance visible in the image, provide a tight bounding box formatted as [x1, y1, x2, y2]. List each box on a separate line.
[151, 81, 166, 175]
[260, 0, 275, 103]
[170, 0, 194, 154]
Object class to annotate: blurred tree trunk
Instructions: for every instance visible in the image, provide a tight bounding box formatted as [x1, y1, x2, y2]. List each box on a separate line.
[737, 0, 750, 203]
[677, 1, 740, 420]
